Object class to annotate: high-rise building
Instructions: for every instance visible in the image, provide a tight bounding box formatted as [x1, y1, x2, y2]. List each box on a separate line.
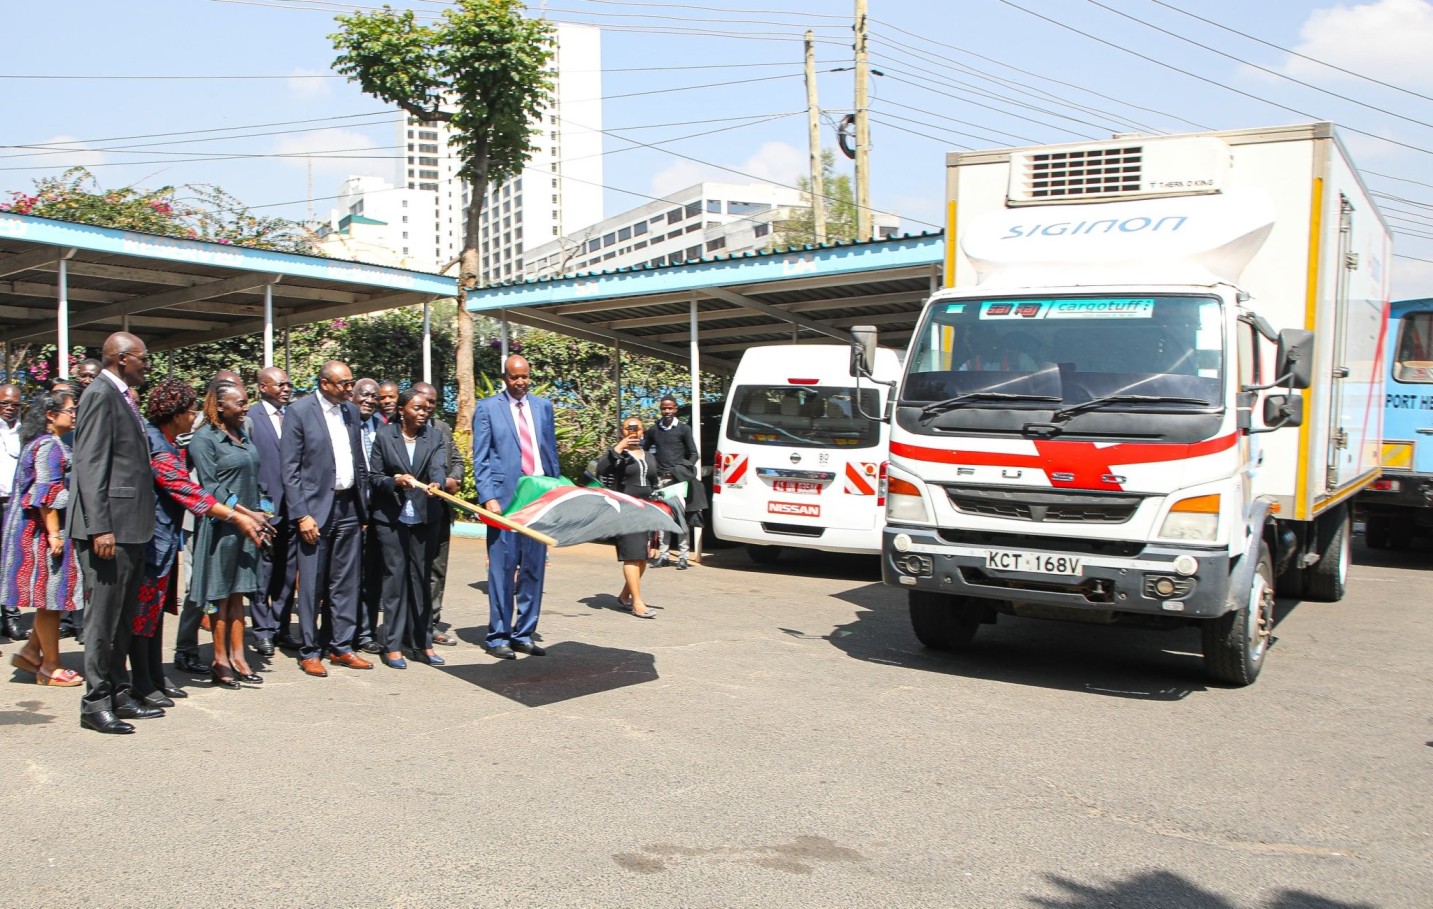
[314, 175, 439, 270]
[399, 21, 603, 280]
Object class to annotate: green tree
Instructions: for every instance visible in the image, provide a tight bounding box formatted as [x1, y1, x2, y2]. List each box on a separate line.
[771, 149, 858, 248]
[332, 0, 556, 435]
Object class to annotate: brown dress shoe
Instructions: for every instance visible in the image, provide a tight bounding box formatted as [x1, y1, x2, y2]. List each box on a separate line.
[327, 651, 373, 670]
[299, 658, 329, 677]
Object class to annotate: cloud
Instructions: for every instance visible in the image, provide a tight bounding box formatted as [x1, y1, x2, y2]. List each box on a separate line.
[287, 67, 334, 101]
[1280, 0, 1433, 89]
[29, 135, 108, 169]
[273, 128, 384, 176]
[648, 140, 806, 197]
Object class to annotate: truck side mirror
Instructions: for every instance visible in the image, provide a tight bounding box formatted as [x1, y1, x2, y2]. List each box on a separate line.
[1262, 392, 1304, 429]
[1275, 329, 1315, 390]
[850, 325, 878, 379]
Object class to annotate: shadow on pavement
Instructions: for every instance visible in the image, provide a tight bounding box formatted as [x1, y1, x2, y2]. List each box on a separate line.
[816, 583, 1215, 701]
[436, 640, 657, 707]
[1028, 870, 1373, 909]
[699, 546, 883, 582]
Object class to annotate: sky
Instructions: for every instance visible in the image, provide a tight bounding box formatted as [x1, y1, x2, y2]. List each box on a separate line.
[3, 0, 1432, 297]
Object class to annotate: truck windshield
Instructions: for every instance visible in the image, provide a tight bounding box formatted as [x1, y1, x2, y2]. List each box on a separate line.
[726, 384, 882, 448]
[902, 294, 1224, 409]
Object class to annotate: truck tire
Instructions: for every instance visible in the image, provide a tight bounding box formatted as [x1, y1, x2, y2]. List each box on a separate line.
[1363, 515, 1392, 550]
[746, 545, 782, 565]
[909, 591, 981, 651]
[1305, 506, 1350, 602]
[1202, 542, 1274, 686]
[1274, 563, 1306, 599]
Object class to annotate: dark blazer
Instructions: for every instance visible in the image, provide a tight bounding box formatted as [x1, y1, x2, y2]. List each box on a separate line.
[68, 372, 156, 543]
[249, 400, 287, 519]
[279, 391, 368, 527]
[471, 391, 559, 510]
[366, 422, 448, 526]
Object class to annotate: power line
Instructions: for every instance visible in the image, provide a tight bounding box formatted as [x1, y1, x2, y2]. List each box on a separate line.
[0, 116, 402, 161]
[532, 0, 850, 19]
[1394, 253, 1433, 265]
[870, 101, 1037, 147]
[869, 116, 972, 152]
[0, 111, 399, 155]
[880, 71, 1095, 140]
[0, 59, 831, 80]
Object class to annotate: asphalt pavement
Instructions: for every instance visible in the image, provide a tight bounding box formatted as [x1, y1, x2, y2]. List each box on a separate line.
[0, 536, 1428, 908]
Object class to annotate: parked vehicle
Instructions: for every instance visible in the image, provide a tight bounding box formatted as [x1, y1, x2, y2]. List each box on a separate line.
[714, 344, 901, 562]
[854, 123, 1390, 684]
[1356, 297, 1433, 548]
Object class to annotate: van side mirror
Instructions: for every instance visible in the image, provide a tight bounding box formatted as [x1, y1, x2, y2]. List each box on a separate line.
[1262, 392, 1304, 429]
[1275, 329, 1314, 390]
[850, 325, 878, 379]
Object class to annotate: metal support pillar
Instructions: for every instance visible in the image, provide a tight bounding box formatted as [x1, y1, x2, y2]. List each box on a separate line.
[57, 256, 70, 379]
[422, 299, 432, 385]
[614, 338, 622, 426]
[500, 316, 510, 361]
[263, 284, 275, 367]
[689, 294, 703, 561]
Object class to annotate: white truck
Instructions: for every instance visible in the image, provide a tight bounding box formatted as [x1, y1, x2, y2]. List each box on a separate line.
[851, 123, 1390, 685]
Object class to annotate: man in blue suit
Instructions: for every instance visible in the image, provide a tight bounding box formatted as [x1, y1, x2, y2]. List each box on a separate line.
[249, 366, 297, 657]
[280, 360, 371, 676]
[472, 354, 559, 659]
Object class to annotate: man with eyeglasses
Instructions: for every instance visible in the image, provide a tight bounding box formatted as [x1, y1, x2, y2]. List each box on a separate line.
[0, 383, 23, 642]
[248, 366, 297, 657]
[69, 332, 159, 734]
[280, 360, 371, 676]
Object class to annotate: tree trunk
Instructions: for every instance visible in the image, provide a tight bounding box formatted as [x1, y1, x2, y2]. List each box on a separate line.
[454, 153, 491, 435]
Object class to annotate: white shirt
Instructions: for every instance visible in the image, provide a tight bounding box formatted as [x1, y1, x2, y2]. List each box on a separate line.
[260, 399, 284, 439]
[0, 418, 19, 498]
[506, 390, 545, 477]
[321, 398, 355, 491]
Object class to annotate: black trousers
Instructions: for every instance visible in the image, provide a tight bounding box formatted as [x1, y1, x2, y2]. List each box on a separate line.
[251, 518, 297, 643]
[429, 521, 452, 626]
[128, 612, 167, 698]
[295, 491, 361, 660]
[377, 521, 435, 652]
[356, 523, 382, 645]
[76, 540, 145, 715]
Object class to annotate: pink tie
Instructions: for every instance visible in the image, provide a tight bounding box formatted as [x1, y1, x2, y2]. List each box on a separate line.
[515, 400, 537, 476]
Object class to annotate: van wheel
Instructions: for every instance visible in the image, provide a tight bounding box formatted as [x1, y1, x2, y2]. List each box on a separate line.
[1363, 515, 1391, 550]
[1305, 506, 1350, 602]
[909, 591, 981, 651]
[745, 545, 782, 565]
[1202, 542, 1274, 686]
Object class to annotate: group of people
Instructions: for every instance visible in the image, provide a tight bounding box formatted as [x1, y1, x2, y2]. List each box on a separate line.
[0, 330, 591, 735]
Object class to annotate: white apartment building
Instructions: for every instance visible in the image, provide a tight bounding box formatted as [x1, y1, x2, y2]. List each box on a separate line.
[401, 21, 603, 280]
[522, 181, 901, 281]
[314, 175, 439, 270]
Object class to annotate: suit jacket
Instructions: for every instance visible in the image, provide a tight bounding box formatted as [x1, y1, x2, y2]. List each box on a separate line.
[471, 391, 559, 511]
[67, 371, 156, 543]
[279, 392, 368, 527]
[366, 422, 448, 526]
[249, 400, 287, 519]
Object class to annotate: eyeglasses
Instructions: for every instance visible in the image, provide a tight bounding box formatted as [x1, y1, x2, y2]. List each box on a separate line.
[123, 353, 152, 365]
[55, 407, 78, 415]
[327, 378, 356, 389]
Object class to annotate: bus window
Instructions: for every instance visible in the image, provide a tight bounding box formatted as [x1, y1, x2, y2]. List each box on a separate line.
[1394, 312, 1433, 383]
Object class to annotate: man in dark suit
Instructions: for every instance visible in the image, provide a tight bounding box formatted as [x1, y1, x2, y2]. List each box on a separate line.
[413, 382, 463, 646]
[280, 360, 371, 676]
[0, 383, 24, 642]
[69, 332, 159, 734]
[249, 366, 297, 657]
[472, 355, 559, 660]
[352, 377, 385, 654]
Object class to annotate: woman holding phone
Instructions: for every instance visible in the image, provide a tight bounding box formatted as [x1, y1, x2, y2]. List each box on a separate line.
[595, 415, 658, 619]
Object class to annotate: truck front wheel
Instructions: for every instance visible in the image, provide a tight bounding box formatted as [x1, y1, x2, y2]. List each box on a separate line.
[909, 591, 981, 651]
[1202, 542, 1275, 686]
[745, 545, 782, 565]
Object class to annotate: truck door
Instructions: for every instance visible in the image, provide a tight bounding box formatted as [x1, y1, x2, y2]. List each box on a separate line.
[1325, 194, 1356, 490]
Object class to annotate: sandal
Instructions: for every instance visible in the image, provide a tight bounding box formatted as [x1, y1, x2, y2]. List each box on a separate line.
[627, 606, 657, 620]
[10, 653, 40, 675]
[36, 667, 83, 687]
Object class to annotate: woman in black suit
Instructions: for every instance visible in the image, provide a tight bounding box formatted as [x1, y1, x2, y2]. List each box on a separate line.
[367, 387, 448, 670]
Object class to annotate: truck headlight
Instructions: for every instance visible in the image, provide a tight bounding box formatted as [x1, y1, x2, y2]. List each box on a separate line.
[1158, 494, 1220, 542]
[886, 476, 930, 523]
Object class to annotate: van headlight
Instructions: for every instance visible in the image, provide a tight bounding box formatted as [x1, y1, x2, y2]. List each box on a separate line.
[886, 475, 931, 523]
[1158, 494, 1220, 542]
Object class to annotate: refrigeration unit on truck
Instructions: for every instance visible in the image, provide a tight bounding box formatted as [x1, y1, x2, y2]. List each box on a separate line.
[850, 123, 1390, 685]
[1356, 297, 1433, 547]
[713, 344, 901, 563]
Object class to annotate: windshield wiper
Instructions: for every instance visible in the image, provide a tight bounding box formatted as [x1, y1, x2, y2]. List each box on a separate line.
[1049, 393, 1211, 423]
[918, 392, 1060, 419]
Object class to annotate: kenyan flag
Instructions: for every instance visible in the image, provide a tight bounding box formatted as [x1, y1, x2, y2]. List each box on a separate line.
[493, 476, 681, 547]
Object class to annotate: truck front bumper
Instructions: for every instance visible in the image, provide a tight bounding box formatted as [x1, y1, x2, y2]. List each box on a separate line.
[883, 526, 1231, 619]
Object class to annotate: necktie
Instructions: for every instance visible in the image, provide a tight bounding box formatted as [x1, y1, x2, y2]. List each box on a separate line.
[362, 421, 374, 464]
[125, 387, 144, 427]
[515, 400, 537, 476]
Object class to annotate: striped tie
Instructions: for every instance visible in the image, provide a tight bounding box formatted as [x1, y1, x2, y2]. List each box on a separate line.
[515, 400, 537, 476]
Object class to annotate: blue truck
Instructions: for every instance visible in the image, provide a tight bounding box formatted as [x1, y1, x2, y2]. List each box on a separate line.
[1358, 297, 1433, 548]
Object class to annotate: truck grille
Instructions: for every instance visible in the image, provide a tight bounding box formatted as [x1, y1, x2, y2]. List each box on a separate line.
[1021, 146, 1143, 199]
[945, 486, 1142, 524]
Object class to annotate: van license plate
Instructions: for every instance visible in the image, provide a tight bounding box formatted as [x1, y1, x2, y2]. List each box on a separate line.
[772, 480, 820, 494]
[986, 550, 1083, 576]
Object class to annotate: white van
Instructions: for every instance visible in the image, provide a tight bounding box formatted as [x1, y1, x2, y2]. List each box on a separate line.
[713, 344, 901, 563]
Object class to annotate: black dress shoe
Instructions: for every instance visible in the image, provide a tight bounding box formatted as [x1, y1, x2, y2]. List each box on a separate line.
[80, 711, 135, 735]
[254, 638, 275, 657]
[57, 625, 77, 639]
[174, 652, 209, 675]
[358, 640, 383, 654]
[142, 692, 176, 709]
[161, 685, 189, 699]
[210, 669, 241, 690]
[236, 671, 263, 684]
[511, 641, 547, 656]
[2, 617, 24, 641]
[275, 635, 302, 652]
[115, 702, 165, 720]
[486, 644, 517, 660]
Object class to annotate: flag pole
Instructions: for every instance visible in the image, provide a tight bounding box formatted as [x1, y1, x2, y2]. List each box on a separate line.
[426, 487, 558, 546]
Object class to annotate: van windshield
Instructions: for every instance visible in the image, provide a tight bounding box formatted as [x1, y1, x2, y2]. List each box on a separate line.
[903, 294, 1224, 409]
[726, 385, 882, 449]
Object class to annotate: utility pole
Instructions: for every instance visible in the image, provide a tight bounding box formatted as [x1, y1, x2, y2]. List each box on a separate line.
[853, 0, 872, 241]
[804, 30, 828, 245]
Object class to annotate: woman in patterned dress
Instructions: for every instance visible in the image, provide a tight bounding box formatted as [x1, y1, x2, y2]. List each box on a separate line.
[1, 388, 83, 686]
[187, 382, 267, 689]
[130, 378, 268, 705]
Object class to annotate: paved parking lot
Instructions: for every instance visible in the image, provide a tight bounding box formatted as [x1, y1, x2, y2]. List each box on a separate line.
[1, 536, 1429, 908]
